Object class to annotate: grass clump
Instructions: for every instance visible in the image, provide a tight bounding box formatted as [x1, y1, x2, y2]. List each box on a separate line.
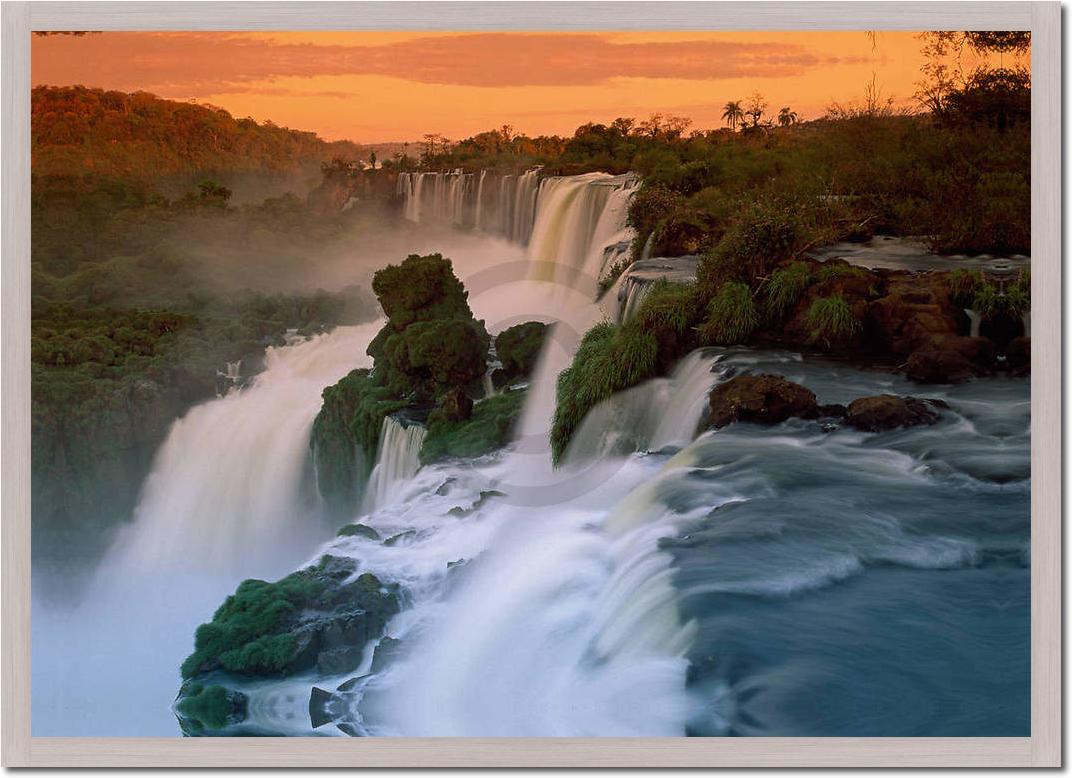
[1006, 269, 1030, 316]
[806, 294, 861, 347]
[698, 199, 801, 290]
[698, 281, 759, 345]
[764, 262, 813, 320]
[948, 268, 985, 307]
[815, 262, 868, 282]
[632, 280, 701, 337]
[420, 389, 526, 464]
[550, 322, 659, 463]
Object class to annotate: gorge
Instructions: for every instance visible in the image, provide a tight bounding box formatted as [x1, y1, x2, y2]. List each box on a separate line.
[33, 168, 1030, 738]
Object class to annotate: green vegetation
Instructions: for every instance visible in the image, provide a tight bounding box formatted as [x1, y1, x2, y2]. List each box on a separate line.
[630, 280, 703, 371]
[494, 322, 549, 384]
[175, 684, 245, 732]
[550, 322, 659, 463]
[948, 268, 985, 307]
[421, 390, 527, 464]
[309, 369, 407, 516]
[764, 262, 814, 320]
[699, 282, 760, 345]
[806, 294, 862, 347]
[181, 556, 398, 679]
[311, 254, 503, 509]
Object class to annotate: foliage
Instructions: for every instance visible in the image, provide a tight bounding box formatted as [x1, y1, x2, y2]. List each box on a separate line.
[550, 322, 659, 463]
[806, 294, 862, 347]
[310, 369, 395, 516]
[948, 269, 985, 307]
[494, 322, 549, 383]
[698, 282, 759, 345]
[815, 262, 868, 282]
[381, 318, 489, 400]
[764, 262, 814, 320]
[971, 270, 1030, 320]
[420, 389, 526, 464]
[698, 198, 802, 289]
[181, 557, 397, 679]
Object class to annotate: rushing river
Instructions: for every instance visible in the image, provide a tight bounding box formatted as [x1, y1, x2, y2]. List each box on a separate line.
[32, 173, 1029, 737]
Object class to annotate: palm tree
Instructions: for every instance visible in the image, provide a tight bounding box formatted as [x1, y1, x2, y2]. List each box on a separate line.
[721, 100, 744, 131]
[778, 107, 798, 127]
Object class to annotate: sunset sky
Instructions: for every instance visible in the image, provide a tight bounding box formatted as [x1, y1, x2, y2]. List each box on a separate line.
[32, 31, 937, 143]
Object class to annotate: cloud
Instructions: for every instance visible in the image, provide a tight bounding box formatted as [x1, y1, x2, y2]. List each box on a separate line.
[32, 31, 865, 96]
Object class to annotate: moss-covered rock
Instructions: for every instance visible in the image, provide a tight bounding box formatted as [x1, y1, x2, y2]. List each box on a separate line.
[421, 389, 526, 465]
[175, 682, 248, 734]
[309, 368, 406, 517]
[336, 523, 380, 540]
[180, 555, 399, 680]
[550, 322, 659, 463]
[494, 322, 549, 385]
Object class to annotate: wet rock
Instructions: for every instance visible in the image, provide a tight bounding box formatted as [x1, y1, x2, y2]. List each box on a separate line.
[384, 529, 417, 547]
[707, 374, 818, 428]
[844, 395, 944, 432]
[369, 636, 403, 674]
[1006, 336, 1030, 376]
[336, 523, 380, 540]
[337, 722, 361, 737]
[336, 676, 362, 693]
[904, 334, 996, 383]
[317, 645, 364, 675]
[309, 686, 335, 728]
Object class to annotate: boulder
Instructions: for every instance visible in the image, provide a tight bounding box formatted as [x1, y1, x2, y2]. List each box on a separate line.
[336, 523, 380, 540]
[904, 335, 996, 384]
[707, 374, 818, 428]
[1006, 336, 1030, 376]
[845, 395, 945, 432]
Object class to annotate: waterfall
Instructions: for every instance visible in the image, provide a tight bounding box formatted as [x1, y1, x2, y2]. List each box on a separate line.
[965, 308, 982, 338]
[363, 416, 428, 513]
[107, 321, 384, 579]
[526, 173, 638, 289]
[473, 170, 487, 231]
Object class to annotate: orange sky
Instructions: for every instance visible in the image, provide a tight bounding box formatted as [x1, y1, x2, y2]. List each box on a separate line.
[34, 31, 941, 143]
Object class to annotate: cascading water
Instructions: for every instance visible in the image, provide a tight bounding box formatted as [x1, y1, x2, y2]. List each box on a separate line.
[363, 417, 429, 513]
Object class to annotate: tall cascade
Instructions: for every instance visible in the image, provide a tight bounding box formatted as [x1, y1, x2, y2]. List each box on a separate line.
[107, 322, 383, 579]
[396, 168, 635, 267]
[363, 416, 429, 512]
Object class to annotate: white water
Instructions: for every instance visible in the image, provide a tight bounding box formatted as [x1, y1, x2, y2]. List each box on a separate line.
[363, 417, 429, 513]
[36, 173, 676, 737]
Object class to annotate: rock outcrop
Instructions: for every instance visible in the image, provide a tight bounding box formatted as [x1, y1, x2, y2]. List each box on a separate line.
[844, 395, 946, 432]
[707, 374, 819, 428]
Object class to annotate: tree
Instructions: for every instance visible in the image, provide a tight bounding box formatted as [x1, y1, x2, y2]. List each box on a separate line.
[777, 107, 798, 127]
[721, 100, 744, 131]
[746, 93, 767, 128]
[368, 151, 377, 170]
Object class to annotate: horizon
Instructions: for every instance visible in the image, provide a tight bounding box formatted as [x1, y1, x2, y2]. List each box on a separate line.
[31, 30, 959, 144]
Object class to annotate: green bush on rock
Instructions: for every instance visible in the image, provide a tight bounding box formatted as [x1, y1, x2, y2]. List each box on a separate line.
[550, 322, 659, 463]
[420, 389, 526, 464]
[806, 294, 861, 347]
[494, 322, 548, 384]
[764, 262, 813, 321]
[699, 281, 759, 345]
[181, 555, 399, 680]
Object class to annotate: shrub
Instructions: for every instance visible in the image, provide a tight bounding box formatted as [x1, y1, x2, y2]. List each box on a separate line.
[632, 280, 701, 337]
[382, 317, 489, 399]
[550, 323, 659, 463]
[494, 322, 548, 382]
[698, 199, 801, 288]
[698, 282, 759, 345]
[806, 294, 861, 347]
[765, 262, 813, 320]
[815, 262, 868, 282]
[948, 268, 985, 307]
[1006, 269, 1031, 316]
[421, 389, 526, 464]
